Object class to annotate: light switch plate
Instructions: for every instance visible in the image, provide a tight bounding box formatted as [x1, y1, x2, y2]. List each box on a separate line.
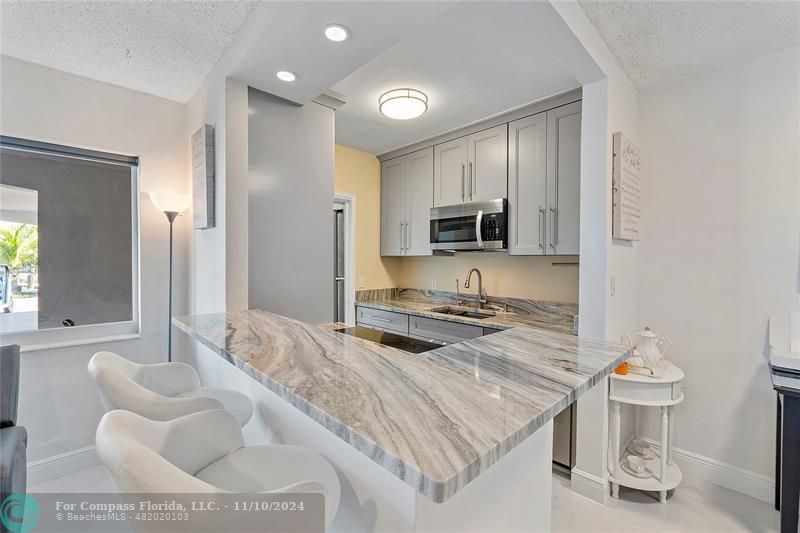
[431, 279, 438, 290]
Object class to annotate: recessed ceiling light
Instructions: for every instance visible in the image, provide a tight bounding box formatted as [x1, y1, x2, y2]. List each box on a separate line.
[276, 70, 296, 82]
[378, 89, 428, 120]
[324, 24, 349, 42]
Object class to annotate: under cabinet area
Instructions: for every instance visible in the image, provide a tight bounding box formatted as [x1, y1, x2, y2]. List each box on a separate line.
[380, 147, 434, 256]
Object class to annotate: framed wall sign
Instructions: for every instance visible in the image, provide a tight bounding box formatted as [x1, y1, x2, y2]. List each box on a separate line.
[612, 132, 641, 241]
[192, 124, 215, 229]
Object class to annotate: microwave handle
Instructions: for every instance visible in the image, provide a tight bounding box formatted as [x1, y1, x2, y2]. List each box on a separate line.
[475, 209, 484, 249]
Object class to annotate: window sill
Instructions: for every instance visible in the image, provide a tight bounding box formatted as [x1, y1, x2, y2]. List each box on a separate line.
[18, 333, 142, 353]
[2, 321, 141, 353]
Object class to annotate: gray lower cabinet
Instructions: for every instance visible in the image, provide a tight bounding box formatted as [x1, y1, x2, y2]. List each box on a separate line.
[355, 306, 503, 345]
[408, 315, 483, 345]
[356, 307, 409, 334]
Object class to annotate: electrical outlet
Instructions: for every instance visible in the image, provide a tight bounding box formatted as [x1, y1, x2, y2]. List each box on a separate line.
[358, 276, 366, 289]
[431, 279, 437, 290]
[610, 275, 616, 296]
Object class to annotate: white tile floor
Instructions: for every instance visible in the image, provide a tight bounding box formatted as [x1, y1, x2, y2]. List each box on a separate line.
[30, 466, 779, 532]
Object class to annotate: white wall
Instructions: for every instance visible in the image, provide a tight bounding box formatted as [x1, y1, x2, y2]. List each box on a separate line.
[186, 74, 249, 315]
[0, 56, 189, 462]
[638, 47, 800, 487]
[247, 88, 334, 324]
[522, 1, 640, 501]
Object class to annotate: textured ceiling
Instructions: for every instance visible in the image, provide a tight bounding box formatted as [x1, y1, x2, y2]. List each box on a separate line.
[579, 0, 800, 89]
[0, 0, 258, 102]
[332, 2, 579, 155]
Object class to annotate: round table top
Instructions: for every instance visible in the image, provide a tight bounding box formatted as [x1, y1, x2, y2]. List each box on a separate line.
[610, 360, 684, 384]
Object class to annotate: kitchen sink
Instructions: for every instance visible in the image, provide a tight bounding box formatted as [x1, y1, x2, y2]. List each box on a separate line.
[430, 306, 496, 320]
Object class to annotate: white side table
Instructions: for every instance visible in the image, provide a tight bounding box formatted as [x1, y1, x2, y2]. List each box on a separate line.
[609, 361, 685, 503]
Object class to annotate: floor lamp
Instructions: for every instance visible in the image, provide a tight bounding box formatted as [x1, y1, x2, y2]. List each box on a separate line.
[149, 192, 190, 362]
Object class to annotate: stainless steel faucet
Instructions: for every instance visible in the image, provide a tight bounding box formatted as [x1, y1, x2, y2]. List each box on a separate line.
[464, 268, 487, 309]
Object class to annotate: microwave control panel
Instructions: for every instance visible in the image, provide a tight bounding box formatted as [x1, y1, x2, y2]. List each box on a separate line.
[482, 212, 505, 242]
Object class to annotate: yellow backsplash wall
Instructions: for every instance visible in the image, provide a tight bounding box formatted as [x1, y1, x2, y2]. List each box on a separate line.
[335, 144, 578, 303]
[398, 255, 579, 304]
[335, 144, 401, 289]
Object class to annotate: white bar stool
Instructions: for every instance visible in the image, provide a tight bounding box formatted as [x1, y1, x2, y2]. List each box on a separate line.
[96, 409, 341, 528]
[88, 351, 253, 426]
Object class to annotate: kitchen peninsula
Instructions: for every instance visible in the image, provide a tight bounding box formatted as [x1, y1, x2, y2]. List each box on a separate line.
[175, 309, 628, 531]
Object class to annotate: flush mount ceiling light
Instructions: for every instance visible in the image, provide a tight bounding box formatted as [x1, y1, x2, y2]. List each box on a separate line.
[378, 88, 428, 120]
[276, 70, 296, 82]
[324, 24, 349, 42]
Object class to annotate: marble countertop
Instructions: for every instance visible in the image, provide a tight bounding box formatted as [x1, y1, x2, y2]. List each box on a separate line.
[356, 288, 578, 335]
[175, 309, 628, 503]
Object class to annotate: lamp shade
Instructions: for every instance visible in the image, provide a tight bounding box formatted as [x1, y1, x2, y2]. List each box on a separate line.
[149, 191, 191, 214]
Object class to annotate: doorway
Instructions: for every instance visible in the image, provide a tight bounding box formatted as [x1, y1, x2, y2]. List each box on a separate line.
[333, 193, 355, 324]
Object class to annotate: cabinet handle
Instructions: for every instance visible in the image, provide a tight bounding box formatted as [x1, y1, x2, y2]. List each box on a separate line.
[538, 206, 545, 250]
[400, 222, 404, 253]
[461, 164, 465, 201]
[469, 161, 473, 201]
[550, 206, 557, 249]
[404, 222, 409, 253]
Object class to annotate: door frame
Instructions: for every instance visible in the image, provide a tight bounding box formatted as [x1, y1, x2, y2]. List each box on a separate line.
[334, 193, 356, 325]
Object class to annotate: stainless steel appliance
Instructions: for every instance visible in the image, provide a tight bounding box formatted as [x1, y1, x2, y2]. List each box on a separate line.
[430, 198, 508, 251]
[333, 208, 345, 322]
[333, 326, 441, 354]
[553, 404, 576, 470]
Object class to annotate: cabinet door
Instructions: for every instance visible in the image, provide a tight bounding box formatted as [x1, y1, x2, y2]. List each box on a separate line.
[433, 136, 468, 207]
[380, 157, 405, 256]
[546, 102, 581, 255]
[405, 148, 434, 256]
[408, 316, 483, 345]
[467, 124, 508, 203]
[508, 112, 547, 255]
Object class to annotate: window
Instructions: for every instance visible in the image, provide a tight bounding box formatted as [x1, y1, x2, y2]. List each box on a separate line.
[0, 136, 139, 349]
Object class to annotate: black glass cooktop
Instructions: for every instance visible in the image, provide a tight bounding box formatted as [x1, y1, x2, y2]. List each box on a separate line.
[333, 326, 441, 354]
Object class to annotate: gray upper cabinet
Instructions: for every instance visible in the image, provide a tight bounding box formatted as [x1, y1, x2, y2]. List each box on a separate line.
[433, 137, 468, 207]
[381, 157, 405, 256]
[434, 125, 508, 207]
[405, 148, 434, 256]
[508, 103, 581, 256]
[381, 148, 433, 257]
[467, 124, 508, 203]
[382, 94, 581, 257]
[508, 112, 547, 255]
[547, 101, 581, 255]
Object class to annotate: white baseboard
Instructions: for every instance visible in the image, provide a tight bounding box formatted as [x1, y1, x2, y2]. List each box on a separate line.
[570, 468, 608, 504]
[27, 445, 100, 487]
[642, 438, 774, 504]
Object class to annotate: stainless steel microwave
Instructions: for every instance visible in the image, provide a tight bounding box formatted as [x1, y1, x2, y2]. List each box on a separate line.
[430, 199, 508, 251]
